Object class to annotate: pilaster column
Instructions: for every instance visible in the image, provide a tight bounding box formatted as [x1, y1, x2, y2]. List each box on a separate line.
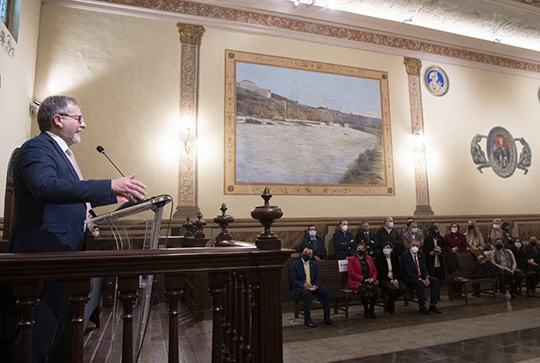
[403, 57, 434, 216]
[174, 23, 205, 220]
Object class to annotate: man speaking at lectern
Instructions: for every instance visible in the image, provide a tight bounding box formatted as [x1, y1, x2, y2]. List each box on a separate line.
[6, 95, 146, 362]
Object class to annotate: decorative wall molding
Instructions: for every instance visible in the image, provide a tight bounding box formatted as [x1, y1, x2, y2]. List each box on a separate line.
[0, 28, 15, 58]
[404, 57, 433, 216]
[79, 0, 540, 75]
[175, 23, 205, 218]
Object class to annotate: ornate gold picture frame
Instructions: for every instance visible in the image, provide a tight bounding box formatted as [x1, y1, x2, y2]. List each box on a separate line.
[224, 50, 394, 195]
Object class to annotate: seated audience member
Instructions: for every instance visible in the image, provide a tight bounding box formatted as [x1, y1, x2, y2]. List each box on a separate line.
[525, 236, 540, 296]
[465, 219, 485, 251]
[444, 223, 467, 252]
[401, 240, 442, 314]
[508, 238, 538, 297]
[355, 220, 379, 258]
[489, 238, 524, 298]
[488, 218, 504, 246]
[423, 225, 447, 281]
[301, 225, 327, 261]
[402, 219, 425, 249]
[501, 222, 513, 244]
[377, 216, 404, 256]
[289, 248, 332, 327]
[347, 243, 379, 318]
[376, 242, 406, 313]
[333, 220, 355, 260]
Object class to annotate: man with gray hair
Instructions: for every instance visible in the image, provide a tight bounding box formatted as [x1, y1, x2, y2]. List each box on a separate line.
[5, 95, 146, 362]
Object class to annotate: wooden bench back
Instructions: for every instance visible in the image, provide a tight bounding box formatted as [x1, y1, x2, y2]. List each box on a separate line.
[443, 252, 477, 279]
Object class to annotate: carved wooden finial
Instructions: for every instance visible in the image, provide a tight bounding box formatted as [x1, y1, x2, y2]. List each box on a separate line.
[193, 212, 206, 239]
[214, 203, 234, 244]
[251, 188, 283, 250]
[183, 216, 194, 238]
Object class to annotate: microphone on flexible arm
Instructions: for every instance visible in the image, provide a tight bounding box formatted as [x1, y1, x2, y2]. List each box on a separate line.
[96, 145, 125, 177]
[96, 145, 144, 210]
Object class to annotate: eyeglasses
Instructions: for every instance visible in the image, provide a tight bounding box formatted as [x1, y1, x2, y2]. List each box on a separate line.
[58, 113, 84, 123]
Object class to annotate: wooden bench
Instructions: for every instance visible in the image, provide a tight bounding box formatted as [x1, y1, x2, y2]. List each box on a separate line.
[443, 251, 498, 303]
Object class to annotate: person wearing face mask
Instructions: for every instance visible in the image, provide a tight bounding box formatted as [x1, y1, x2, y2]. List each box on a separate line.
[525, 236, 540, 296]
[301, 225, 327, 261]
[376, 242, 406, 313]
[464, 219, 485, 251]
[501, 222, 513, 244]
[376, 216, 404, 256]
[347, 243, 379, 318]
[444, 223, 467, 252]
[333, 219, 355, 260]
[355, 220, 379, 258]
[508, 238, 537, 297]
[489, 238, 523, 298]
[402, 220, 425, 250]
[423, 225, 448, 281]
[289, 248, 332, 327]
[488, 218, 504, 246]
[400, 240, 442, 314]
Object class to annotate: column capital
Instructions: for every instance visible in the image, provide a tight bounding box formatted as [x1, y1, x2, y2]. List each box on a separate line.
[404, 57, 422, 76]
[177, 23, 205, 45]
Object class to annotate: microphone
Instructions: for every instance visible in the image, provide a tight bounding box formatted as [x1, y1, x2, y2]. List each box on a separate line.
[96, 145, 125, 177]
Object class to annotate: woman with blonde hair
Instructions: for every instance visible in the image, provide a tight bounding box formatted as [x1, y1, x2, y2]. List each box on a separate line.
[488, 218, 504, 246]
[465, 219, 485, 250]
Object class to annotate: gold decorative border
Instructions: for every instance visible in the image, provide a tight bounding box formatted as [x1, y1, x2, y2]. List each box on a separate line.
[224, 49, 394, 195]
[0, 28, 15, 58]
[97, 0, 540, 74]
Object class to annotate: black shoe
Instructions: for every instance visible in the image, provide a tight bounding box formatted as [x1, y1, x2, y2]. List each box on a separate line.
[369, 311, 377, 319]
[419, 306, 429, 314]
[429, 305, 442, 314]
[304, 320, 316, 328]
[324, 318, 333, 325]
[89, 307, 100, 328]
[386, 303, 395, 314]
[364, 310, 370, 318]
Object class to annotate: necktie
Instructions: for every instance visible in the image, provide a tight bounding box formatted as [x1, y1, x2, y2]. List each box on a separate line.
[66, 149, 93, 230]
[305, 262, 311, 285]
[414, 254, 420, 277]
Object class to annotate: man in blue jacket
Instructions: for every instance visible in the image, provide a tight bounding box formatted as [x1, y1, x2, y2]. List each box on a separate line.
[401, 240, 442, 314]
[290, 248, 332, 327]
[6, 95, 146, 362]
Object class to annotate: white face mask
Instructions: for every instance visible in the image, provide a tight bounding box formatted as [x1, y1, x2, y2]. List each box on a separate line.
[451, 227, 458, 233]
[342, 225, 348, 232]
[388, 221, 394, 228]
[493, 224, 500, 229]
[411, 246, 419, 254]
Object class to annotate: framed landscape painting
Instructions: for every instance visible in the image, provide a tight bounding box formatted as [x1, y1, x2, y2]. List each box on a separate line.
[224, 50, 394, 195]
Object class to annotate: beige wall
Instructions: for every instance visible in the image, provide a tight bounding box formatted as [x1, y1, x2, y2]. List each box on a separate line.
[14, 3, 540, 221]
[0, 0, 41, 217]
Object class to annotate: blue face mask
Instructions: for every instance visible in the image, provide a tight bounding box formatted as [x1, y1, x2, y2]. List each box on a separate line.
[308, 230, 316, 237]
[411, 228, 420, 233]
[383, 248, 391, 255]
[515, 242, 522, 249]
[388, 221, 394, 228]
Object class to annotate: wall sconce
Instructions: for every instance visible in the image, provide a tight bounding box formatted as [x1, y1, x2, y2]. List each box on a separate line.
[183, 127, 194, 154]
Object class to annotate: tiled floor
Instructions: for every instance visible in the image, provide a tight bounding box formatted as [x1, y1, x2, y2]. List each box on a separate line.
[282, 290, 540, 363]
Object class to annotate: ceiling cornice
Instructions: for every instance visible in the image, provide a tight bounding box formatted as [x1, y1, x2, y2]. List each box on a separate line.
[43, 0, 540, 78]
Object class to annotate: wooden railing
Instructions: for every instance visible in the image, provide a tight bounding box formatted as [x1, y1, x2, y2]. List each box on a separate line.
[0, 247, 292, 363]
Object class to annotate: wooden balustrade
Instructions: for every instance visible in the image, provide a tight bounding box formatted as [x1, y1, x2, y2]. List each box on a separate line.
[0, 247, 291, 363]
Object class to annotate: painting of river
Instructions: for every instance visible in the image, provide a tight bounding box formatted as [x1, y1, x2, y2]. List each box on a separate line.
[224, 50, 394, 195]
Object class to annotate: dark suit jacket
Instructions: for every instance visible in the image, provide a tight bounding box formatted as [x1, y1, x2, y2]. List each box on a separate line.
[289, 258, 324, 290]
[375, 253, 401, 282]
[355, 230, 378, 256]
[10, 133, 116, 252]
[423, 235, 448, 275]
[526, 245, 540, 264]
[400, 250, 430, 284]
[301, 236, 327, 260]
[333, 230, 355, 260]
[376, 227, 403, 255]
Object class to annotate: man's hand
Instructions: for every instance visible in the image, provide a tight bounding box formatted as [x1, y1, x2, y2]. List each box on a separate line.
[313, 256, 321, 262]
[392, 280, 399, 288]
[422, 279, 430, 287]
[452, 246, 458, 252]
[111, 174, 147, 202]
